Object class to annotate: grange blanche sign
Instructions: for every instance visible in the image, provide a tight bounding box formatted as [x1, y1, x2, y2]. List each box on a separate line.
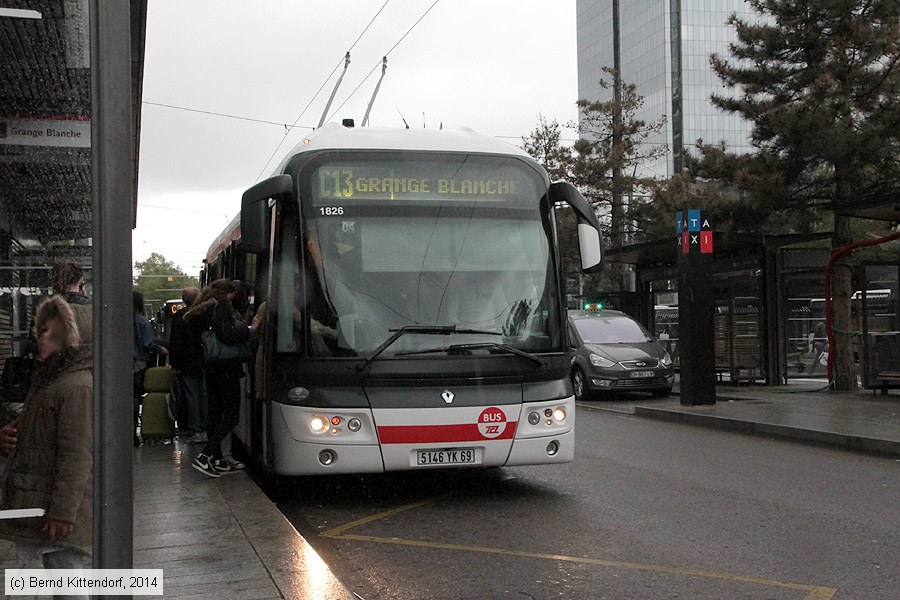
[0, 116, 91, 148]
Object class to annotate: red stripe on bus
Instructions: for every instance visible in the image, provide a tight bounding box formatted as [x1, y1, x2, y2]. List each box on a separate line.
[206, 223, 242, 263]
[377, 422, 518, 444]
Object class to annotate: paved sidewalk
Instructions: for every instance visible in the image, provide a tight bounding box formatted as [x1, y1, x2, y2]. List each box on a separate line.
[133, 441, 359, 599]
[0, 440, 360, 599]
[579, 379, 900, 457]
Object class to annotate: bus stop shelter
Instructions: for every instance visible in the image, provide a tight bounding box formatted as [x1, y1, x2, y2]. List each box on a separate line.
[606, 232, 834, 386]
[832, 193, 900, 391]
[1, 0, 147, 578]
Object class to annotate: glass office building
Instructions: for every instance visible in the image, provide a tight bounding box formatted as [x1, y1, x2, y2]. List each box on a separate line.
[576, 0, 758, 178]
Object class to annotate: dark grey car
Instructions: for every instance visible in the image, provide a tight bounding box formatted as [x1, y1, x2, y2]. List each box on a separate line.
[568, 309, 674, 400]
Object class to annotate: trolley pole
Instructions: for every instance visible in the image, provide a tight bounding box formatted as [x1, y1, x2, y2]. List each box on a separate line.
[319, 52, 351, 128]
[676, 210, 716, 405]
[361, 57, 388, 127]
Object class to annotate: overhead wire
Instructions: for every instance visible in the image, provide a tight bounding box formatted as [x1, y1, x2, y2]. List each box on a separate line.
[142, 101, 583, 145]
[326, 0, 441, 123]
[141, 101, 310, 129]
[255, 0, 393, 180]
[347, 0, 391, 53]
[145, 0, 579, 165]
[253, 57, 344, 181]
[383, 0, 441, 56]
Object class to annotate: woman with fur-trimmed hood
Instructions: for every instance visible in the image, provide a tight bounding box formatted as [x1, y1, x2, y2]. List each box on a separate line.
[184, 279, 259, 477]
[0, 295, 93, 571]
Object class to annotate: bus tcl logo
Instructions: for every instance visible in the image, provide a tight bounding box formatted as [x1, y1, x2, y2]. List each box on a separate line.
[478, 407, 507, 439]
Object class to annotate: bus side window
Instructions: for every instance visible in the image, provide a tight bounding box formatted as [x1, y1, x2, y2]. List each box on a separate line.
[275, 217, 300, 353]
[297, 228, 334, 357]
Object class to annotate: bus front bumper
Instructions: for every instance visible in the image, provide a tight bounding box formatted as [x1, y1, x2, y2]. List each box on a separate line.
[271, 396, 575, 475]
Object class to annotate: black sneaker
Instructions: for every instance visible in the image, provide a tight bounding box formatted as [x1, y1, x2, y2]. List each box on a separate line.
[192, 453, 221, 478]
[224, 456, 245, 470]
[212, 458, 241, 475]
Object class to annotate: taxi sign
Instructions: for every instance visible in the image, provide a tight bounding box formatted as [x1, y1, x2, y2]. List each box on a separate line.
[582, 302, 604, 313]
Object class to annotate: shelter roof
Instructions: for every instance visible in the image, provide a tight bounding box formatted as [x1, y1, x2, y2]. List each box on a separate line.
[0, 0, 147, 246]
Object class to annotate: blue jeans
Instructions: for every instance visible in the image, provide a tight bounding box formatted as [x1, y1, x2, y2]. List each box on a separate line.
[178, 373, 207, 435]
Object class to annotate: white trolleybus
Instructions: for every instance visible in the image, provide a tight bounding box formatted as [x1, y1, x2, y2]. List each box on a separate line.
[203, 122, 603, 475]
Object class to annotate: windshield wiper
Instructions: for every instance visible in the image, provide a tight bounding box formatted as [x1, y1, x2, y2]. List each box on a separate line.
[395, 342, 547, 369]
[356, 325, 501, 372]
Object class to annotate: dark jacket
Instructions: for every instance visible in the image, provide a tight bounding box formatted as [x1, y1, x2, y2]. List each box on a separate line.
[0, 301, 93, 556]
[184, 298, 250, 377]
[168, 306, 204, 376]
[133, 313, 155, 363]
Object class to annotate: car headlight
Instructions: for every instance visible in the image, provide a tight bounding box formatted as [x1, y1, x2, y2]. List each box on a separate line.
[660, 352, 673, 368]
[590, 353, 616, 368]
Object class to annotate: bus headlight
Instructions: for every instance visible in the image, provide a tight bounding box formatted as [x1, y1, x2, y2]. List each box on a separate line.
[309, 415, 329, 434]
[348, 418, 362, 432]
[528, 412, 540, 426]
[552, 407, 567, 422]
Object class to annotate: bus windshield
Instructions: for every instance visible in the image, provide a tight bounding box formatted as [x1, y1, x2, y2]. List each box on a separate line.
[275, 153, 563, 358]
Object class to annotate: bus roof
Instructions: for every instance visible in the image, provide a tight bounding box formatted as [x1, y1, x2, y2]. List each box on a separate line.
[206, 212, 241, 264]
[273, 124, 538, 174]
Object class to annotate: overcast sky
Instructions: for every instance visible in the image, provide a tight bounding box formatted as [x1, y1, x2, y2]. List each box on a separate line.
[135, 0, 579, 276]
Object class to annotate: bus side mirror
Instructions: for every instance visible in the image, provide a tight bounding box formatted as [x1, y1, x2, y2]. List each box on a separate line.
[549, 181, 604, 274]
[241, 174, 294, 254]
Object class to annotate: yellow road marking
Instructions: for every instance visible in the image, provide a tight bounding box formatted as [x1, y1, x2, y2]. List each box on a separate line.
[321, 495, 446, 539]
[322, 497, 837, 600]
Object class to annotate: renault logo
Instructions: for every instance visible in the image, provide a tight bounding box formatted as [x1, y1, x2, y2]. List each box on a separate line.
[441, 390, 455, 404]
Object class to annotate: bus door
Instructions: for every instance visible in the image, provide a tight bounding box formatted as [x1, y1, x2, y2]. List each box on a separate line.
[250, 203, 278, 469]
[363, 380, 521, 469]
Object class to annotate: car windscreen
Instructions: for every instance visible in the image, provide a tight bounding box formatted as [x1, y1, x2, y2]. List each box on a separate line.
[571, 315, 652, 344]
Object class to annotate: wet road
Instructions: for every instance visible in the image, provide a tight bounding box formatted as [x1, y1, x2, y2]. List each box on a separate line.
[263, 406, 899, 600]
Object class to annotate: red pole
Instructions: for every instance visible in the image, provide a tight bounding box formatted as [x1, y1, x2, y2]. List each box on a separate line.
[824, 231, 900, 387]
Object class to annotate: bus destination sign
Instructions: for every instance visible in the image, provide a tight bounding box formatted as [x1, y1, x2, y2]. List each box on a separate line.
[314, 164, 533, 204]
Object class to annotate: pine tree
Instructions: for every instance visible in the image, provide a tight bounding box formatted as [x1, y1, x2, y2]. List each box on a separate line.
[573, 67, 668, 250]
[707, 0, 900, 390]
[521, 117, 581, 300]
[521, 114, 574, 182]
